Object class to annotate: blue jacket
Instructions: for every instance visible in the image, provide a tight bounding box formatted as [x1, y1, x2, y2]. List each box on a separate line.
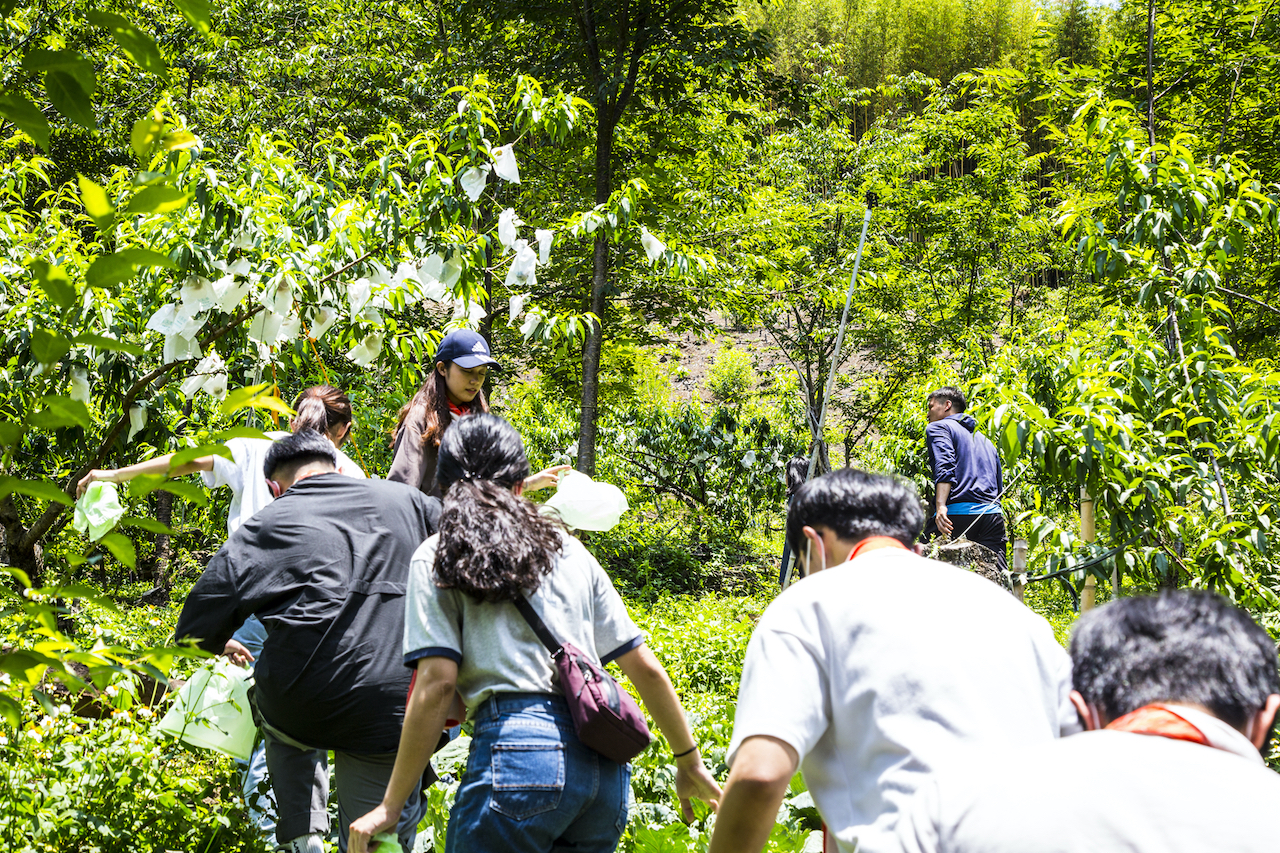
[926, 414, 1002, 510]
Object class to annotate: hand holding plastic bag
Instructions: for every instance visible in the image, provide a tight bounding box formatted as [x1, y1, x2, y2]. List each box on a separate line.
[156, 658, 256, 761]
[542, 471, 629, 531]
[73, 481, 125, 541]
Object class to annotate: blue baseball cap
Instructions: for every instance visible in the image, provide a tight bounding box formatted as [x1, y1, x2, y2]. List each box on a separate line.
[435, 329, 501, 369]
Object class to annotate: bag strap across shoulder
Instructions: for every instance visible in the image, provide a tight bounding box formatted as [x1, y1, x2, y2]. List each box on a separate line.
[512, 596, 561, 657]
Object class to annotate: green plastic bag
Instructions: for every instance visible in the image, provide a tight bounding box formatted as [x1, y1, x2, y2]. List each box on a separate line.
[371, 831, 403, 852]
[156, 658, 256, 761]
[73, 481, 125, 541]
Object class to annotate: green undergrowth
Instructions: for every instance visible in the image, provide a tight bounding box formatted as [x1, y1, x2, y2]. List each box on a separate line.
[0, 567, 1084, 852]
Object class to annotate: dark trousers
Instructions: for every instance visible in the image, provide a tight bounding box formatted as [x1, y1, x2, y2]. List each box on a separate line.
[922, 512, 1008, 574]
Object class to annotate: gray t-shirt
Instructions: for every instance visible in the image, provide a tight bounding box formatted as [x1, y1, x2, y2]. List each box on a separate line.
[403, 532, 643, 709]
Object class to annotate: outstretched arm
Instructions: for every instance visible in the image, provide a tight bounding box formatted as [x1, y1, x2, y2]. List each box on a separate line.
[523, 464, 572, 492]
[708, 735, 798, 853]
[77, 453, 214, 497]
[616, 644, 722, 820]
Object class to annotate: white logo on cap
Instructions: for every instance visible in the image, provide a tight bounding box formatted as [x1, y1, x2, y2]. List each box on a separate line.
[472, 341, 487, 353]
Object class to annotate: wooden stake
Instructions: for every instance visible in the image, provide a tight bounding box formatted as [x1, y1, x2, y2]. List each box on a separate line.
[1012, 538, 1028, 603]
[1081, 486, 1097, 611]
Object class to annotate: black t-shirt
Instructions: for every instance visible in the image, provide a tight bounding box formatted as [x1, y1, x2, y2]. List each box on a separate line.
[176, 473, 437, 752]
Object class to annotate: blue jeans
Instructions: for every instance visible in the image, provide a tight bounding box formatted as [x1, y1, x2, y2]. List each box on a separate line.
[446, 693, 631, 853]
[233, 616, 275, 837]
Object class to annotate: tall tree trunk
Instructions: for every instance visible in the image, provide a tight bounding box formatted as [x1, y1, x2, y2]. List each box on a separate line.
[1146, 0, 1156, 148]
[577, 116, 615, 476]
[148, 490, 174, 602]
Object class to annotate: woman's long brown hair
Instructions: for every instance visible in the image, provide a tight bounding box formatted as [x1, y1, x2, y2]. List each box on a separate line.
[392, 362, 489, 449]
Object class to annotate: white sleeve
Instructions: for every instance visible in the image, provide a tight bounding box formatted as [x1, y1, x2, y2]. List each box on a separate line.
[200, 438, 246, 493]
[726, 611, 829, 767]
[402, 537, 463, 665]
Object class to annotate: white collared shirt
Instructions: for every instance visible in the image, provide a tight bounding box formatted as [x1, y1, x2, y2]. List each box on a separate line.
[898, 725, 1280, 853]
[728, 548, 1078, 853]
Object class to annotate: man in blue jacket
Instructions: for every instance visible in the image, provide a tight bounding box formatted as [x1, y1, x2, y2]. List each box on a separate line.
[923, 386, 1007, 571]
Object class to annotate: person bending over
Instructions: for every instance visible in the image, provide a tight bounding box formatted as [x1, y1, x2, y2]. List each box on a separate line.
[80, 384, 365, 837]
[710, 469, 1078, 853]
[175, 431, 439, 853]
[349, 414, 720, 853]
[897, 589, 1280, 853]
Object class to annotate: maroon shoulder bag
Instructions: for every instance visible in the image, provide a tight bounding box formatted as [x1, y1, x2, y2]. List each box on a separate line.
[513, 596, 652, 764]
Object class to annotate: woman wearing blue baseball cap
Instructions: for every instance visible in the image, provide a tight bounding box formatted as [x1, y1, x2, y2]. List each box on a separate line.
[388, 329, 565, 496]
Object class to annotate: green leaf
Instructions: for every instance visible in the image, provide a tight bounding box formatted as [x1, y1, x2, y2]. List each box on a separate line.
[169, 0, 212, 38]
[73, 332, 145, 356]
[170, 444, 232, 467]
[120, 516, 176, 535]
[0, 421, 23, 446]
[77, 174, 116, 232]
[0, 475, 74, 506]
[29, 395, 92, 430]
[220, 383, 295, 417]
[22, 50, 94, 95]
[158, 480, 208, 506]
[127, 185, 190, 215]
[85, 248, 178, 290]
[30, 260, 76, 309]
[85, 12, 168, 78]
[131, 114, 165, 161]
[45, 70, 96, 130]
[0, 92, 50, 150]
[164, 129, 197, 151]
[126, 472, 167, 499]
[211, 426, 275, 442]
[31, 328, 72, 364]
[0, 693, 20, 727]
[98, 532, 136, 568]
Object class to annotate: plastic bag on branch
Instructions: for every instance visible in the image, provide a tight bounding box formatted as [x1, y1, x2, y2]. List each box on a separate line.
[73, 481, 125, 541]
[542, 471, 629, 531]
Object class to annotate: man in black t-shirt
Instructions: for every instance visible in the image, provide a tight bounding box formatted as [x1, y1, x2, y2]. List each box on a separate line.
[177, 431, 438, 853]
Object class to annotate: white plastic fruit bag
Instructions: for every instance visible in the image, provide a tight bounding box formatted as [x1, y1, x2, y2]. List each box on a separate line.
[157, 658, 256, 760]
[542, 471, 629, 531]
[73, 481, 125, 542]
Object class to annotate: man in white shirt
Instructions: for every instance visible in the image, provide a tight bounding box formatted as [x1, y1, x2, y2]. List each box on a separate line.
[897, 589, 1280, 853]
[709, 469, 1078, 853]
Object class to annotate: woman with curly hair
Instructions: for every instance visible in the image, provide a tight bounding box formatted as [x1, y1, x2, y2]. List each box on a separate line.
[350, 414, 720, 853]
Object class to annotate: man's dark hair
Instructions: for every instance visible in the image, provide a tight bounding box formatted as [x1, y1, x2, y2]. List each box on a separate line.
[1071, 590, 1280, 731]
[263, 429, 338, 479]
[787, 468, 924, 550]
[928, 386, 967, 413]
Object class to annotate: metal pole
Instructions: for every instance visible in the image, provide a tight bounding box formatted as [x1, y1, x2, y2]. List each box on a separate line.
[783, 208, 873, 589]
[804, 208, 872, 482]
[1012, 538, 1028, 603]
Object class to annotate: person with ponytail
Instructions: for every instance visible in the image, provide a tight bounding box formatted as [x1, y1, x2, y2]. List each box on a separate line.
[387, 329, 563, 496]
[76, 384, 365, 841]
[348, 414, 721, 853]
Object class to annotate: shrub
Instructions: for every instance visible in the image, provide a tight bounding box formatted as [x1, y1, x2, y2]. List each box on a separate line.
[706, 347, 756, 407]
